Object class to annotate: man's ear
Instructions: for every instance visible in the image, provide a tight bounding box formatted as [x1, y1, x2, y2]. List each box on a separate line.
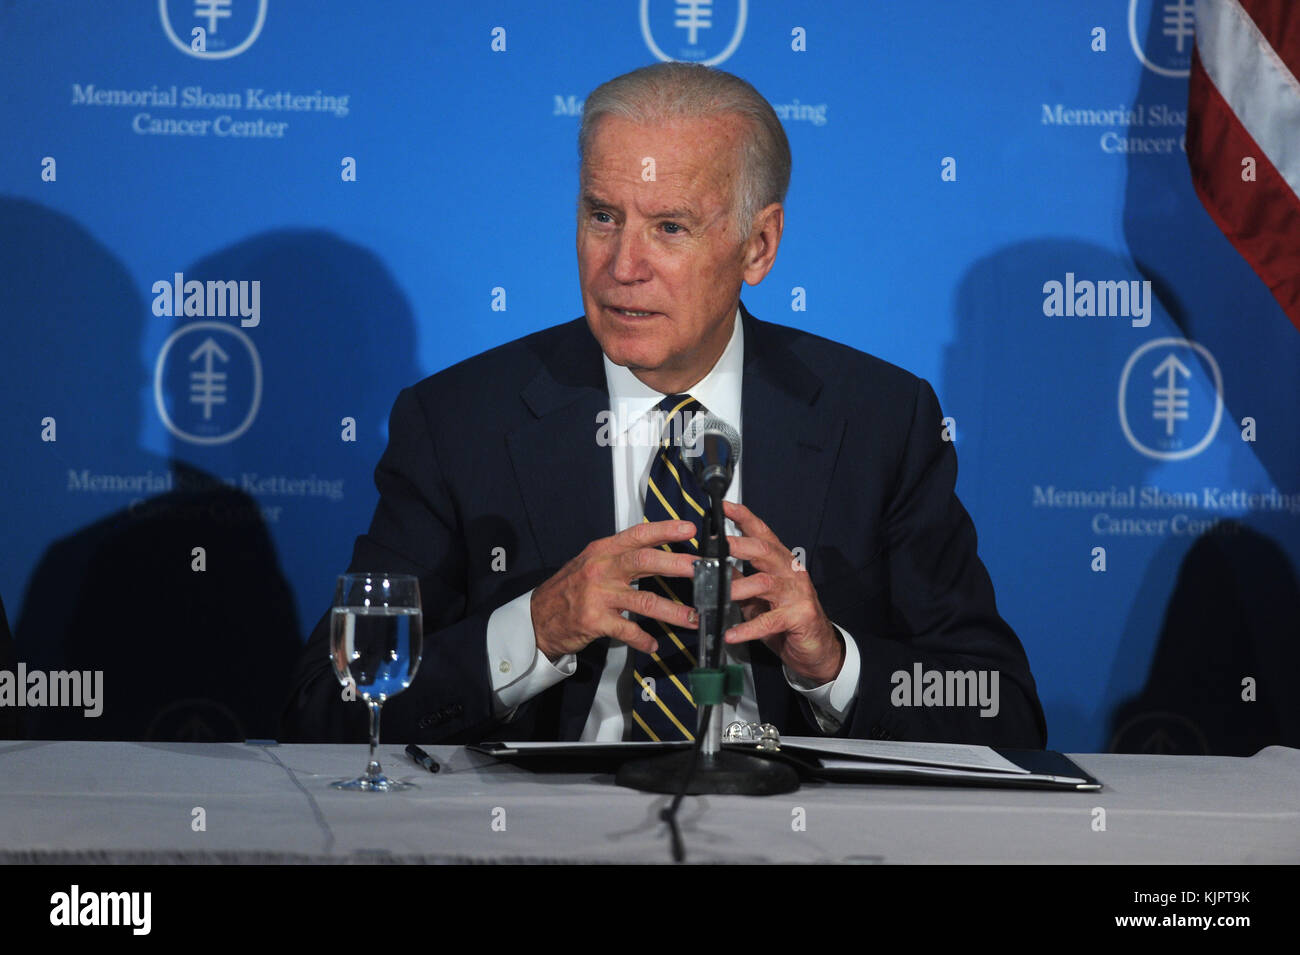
[742, 203, 784, 286]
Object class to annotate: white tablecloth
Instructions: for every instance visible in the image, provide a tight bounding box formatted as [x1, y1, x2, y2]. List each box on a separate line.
[0, 741, 1296, 863]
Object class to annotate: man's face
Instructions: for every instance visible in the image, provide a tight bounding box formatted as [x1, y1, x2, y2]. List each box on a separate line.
[578, 114, 759, 392]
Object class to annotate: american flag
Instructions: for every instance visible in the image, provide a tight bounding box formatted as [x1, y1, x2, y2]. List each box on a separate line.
[1187, 0, 1300, 333]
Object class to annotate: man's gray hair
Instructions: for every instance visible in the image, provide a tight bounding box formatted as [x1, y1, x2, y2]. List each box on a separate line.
[579, 62, 791, 238]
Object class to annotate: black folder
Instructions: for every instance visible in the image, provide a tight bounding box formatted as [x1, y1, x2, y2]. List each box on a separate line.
[469, 740, 1102, 791]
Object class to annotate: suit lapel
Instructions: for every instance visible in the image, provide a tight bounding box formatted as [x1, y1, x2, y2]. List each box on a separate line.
[738, 304, 846, 723]
[507, 320, 616, 569]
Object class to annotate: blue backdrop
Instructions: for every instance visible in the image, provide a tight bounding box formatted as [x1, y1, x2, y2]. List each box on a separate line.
[2, 1, 1296, 752]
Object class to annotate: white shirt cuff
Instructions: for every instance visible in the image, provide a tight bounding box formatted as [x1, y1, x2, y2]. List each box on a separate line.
[485, 588, 575, 718]
[782, 623, 861, 732]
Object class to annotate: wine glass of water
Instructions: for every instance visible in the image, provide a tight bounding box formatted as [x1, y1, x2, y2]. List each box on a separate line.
[330, 573, 423, 792]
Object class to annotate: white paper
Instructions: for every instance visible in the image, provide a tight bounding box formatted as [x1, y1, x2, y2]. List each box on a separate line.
[498, 740, 673, 750]
[816, 759, 1089, 786]
[780, 736, 1031, 774]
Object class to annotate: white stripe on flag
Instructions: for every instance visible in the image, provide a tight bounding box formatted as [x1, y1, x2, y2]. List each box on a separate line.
[1195, 0, 1300, 201]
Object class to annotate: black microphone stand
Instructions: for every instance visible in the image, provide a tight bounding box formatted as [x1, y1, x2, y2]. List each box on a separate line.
[616, 485, 801, 798]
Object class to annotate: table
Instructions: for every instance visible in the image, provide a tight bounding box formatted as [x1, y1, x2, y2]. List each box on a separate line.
[1, 742, 1296, 864]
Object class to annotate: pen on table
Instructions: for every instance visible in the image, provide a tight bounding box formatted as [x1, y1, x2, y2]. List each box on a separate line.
[405, 743, 440, 773]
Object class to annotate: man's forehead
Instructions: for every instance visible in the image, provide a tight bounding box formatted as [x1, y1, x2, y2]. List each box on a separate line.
[586, 115, 742, 171]
[581, 115, 742, 212]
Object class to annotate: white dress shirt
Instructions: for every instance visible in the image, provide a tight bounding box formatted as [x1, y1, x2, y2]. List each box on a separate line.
[483, 309, 861, 739]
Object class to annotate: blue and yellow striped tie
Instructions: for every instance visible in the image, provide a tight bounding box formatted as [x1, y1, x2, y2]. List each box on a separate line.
[628, 394, 706, 742]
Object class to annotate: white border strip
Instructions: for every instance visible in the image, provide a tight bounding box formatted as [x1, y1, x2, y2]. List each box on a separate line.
[1196, 0, 1300, 201]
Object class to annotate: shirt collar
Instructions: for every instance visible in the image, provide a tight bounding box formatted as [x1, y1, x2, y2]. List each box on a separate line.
[601, 306, 744, 436]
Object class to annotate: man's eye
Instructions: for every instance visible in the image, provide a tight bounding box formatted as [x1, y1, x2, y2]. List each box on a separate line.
[591, 211, 614, 224]
[661, 222, 683, 234]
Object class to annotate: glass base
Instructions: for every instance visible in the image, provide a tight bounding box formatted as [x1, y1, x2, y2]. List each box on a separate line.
[332, 758, 414, 792]
[331, 774, 415, 792]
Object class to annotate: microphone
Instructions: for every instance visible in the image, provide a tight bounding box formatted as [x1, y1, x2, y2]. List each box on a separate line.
[683, 413, 741, 498]
[617, 408, 798, 801]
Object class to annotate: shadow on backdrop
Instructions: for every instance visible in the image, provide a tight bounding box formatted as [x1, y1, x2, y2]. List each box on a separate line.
[4, 198, 297, 740]
[944, 5, 1300, 755]
[1109, 521, 1300, 755]
[1108, 4, 1300, 754]
[949, 232, 1300, 757]
[947, 238, 1181, 753]
[180, 229, 421, 654]
[4, 204, 418, 740]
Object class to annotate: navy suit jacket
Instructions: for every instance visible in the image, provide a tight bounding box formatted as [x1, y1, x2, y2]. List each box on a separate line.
[283, 305, 1047, 748]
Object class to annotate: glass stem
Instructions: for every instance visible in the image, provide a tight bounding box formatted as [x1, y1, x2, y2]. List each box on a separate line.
[367, 701, 382, 777]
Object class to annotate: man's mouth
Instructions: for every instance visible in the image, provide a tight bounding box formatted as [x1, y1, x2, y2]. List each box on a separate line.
[607, 306, 660, 318]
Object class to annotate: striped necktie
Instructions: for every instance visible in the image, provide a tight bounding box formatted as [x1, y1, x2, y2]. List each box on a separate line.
[628, 394, 706, 742]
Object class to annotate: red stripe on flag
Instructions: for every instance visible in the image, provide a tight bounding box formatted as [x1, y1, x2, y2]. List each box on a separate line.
[1187, 46, 1300, 332]
[1234, 0, 1300, 78]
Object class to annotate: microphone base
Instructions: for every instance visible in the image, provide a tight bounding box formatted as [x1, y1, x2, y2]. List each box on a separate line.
[615, 748, 800, 796]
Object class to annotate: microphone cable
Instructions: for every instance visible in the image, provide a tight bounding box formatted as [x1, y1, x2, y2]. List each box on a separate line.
[659, 702, 713, 864]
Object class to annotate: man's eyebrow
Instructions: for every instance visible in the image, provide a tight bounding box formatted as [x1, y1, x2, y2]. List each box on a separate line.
[580, 193, 699, 221]
[645, 206, 700, 222]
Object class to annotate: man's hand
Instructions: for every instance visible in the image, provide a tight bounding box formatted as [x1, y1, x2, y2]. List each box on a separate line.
[723, 501, 845, 685]
[531, 520, 700, 663]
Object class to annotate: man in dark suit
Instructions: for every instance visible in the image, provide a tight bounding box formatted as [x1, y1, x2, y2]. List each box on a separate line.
[283, 62, 1046, 748]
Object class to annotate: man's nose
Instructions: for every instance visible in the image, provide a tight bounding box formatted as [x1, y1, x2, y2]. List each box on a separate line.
[609, 230, 652, 283]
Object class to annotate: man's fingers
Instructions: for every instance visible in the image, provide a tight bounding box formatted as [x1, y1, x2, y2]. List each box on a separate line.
[722, 500, 776, 542]
[726, 534, 785, 572]
[618, 546, 698, 582]
[621, 588, 698, 631]
[731, 572, 776, 602]
[606, 616, 661, 654]
[615, 519, 697, 551]
[724, 606, 788, 644]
